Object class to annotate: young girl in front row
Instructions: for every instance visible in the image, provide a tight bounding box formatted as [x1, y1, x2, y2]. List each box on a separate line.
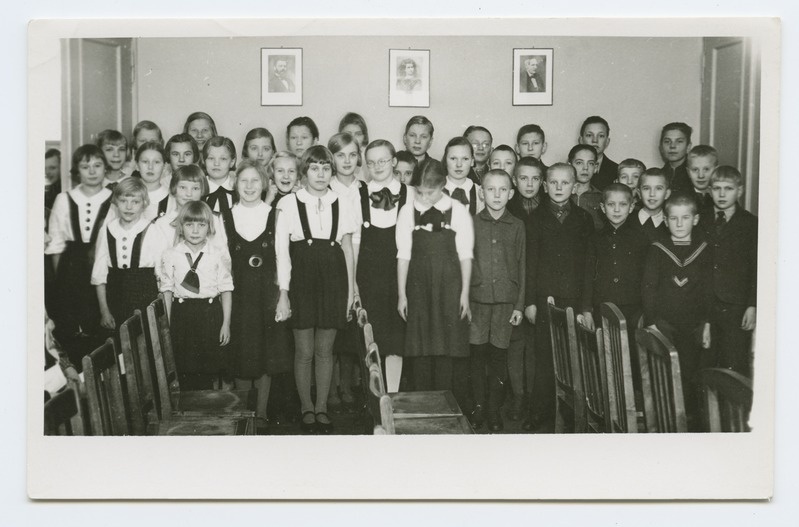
[443, 136, 484, 215]
[226, 159, 292, 431]
[159, 201, 234, 390]
[396, 159, 473, 408]
[135, 141, 170, 221]
[275, 146, 356, 434]
[92, 178, 160, 330]
[357, 139, 413, 392]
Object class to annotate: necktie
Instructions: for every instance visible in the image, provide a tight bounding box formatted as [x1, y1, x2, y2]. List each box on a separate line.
[419, 207, 445, 232]
[715, 211, 726, 235]
[369, 187, 401, 211]
[181, 252, 204, 294]
[449, 187, 469, 206]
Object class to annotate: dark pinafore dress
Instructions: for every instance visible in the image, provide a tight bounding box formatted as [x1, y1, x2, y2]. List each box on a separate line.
[156, 196, 169, 218]
[53, 194, 112, 340]
[288, 198, 348, 330]
[105, 225, 159, 325]
[227, 207, 293, 378]
[356, 184, 408, 357]
[404, 206, 469, 358]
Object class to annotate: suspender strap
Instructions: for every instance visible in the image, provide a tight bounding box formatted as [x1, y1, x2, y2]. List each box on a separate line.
[107, 229, 118, 268]
[296, 199, 313, 240]
[68, 195, 81, 243]
[158, 196, 168, 215]
[330, 199, 339, 242]
[359, 184, 371, 224]
[399, 184, 408, 209]
[266, 206, 277, 241]
[130, 224, 149, 268]
[469, 185, 477, 215]
[89, 198, 112, 246]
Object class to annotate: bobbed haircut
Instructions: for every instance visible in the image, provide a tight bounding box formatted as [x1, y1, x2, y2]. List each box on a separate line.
[132, 120, 163, 145]
[287, 116, 319, 140]
[70, 144, 109, 180]
[299, 145, 336, 179]
[664, 191, 699, 216]
[96, 129, 128, 148]
[175, 200, 215, 237]
[242, 127, 276, 157]
[135, 141, 166, 163]
[601, 182, 633, 202]
[463, 125, 493, 143]
[618, 158, 646, 175]
[660, 122, 693, 142]
[639, 167, 670, 189]
[710, 165, 744, 187]
[568, 143, 597, 163]
[169, 164, 210, 197]
[579, 115, 610, 136]
[440, 136, 474, 173]
[513, 155, 545, 177]
[365, 139, 397, 159]
[338, 112, 370, 145]
[234, 158, 269, 199]
[183, 112, 218, 137]
[202, 136, 238, 171]
[266, 150, 300, 182]
[112, 176, 150, 207]
[404, 115, 434, 136]
[516, 124, 546, 144]
[415, 159, 447, 189]
[688, 144, 719, 164]
[328, 132, 363, 167]
[395, 150, 418, 167]
[165, 133, 201, 161]
[482, 168, 513, 187]
[546, 162, 577, 182]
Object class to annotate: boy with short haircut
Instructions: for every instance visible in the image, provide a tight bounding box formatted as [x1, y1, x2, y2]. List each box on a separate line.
[701, 166, 757, 377]
[633, 168, 671, 242]
[507, 156, 544, 220]
[464, 125, 493, 182]
[515, 124, 548, 167]
[489, 144, 518, 179]
[616, 158, 646, 208]
[568, 144, 604, 230]
[659, 122, 693, 193]
[524, 163, 594, 430]
[642, 193, 712, 431]
[686, 145, 719, 213]
[393, 150, 417, 185]
[579, 116, 618, 190]
[469, 169, 526, 432]
[402, 115, 435, 168]
[97, 129, 131, 187]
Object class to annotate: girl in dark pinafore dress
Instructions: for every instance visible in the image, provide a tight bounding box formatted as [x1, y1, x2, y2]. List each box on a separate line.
[225, 159, 292, 430]
[275, 146, 356, 434]
[396, 159, 474, 409]
[357, 139, 412, 392]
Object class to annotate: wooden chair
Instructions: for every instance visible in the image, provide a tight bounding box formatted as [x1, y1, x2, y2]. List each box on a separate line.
[145, 295, 255, 419]
[600, 302, 639, 433]
[699, 368, 753, 432]
[547, 297, 585, 433]
[44, 381, 85, 436]
[575, 318, 609, 433]
[82, 338, 131, 435]
[635, 327, 687, 433]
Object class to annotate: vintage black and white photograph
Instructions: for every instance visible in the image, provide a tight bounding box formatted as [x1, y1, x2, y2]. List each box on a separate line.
[28, 18, 778, 500]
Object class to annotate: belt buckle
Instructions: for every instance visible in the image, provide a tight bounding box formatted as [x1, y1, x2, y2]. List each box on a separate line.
[248, 255, 263, 268]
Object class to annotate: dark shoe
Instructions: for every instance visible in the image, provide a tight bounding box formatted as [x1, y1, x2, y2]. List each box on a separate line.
[315, 412, 334, 435]
[522, 415, 539, 432]
[300, 411, 317, 434]
[469, 405, 485, 429]
[508, 395, 524, 421]
[487, 411, 504, 432]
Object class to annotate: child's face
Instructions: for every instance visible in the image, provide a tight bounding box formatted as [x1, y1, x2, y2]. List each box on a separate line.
[571, 149, 597, 185]
[204, 145, 234, 182]
[174, 180, 203, 207]
[687, 154, 717, 192]
[660, 130, 691, 165]
[489, 151, 517, 177]
[169, 142, 195, 171]
[45, 157, 60, 185]
[600, 190, 634, 228]
[341, 124, 366, 148]
[365, 145, 396, 183]
[333, 141, 360, 179]
[445, 145, 473, 182]
[639, 175, 670, 212]
[288, 125, 316, 157]
[101, 142, 127, 171]
[137, 150, 165, 185]
[305, 162, 333, 194]
[187, 118, 213, 150]
[618, 167, 642, 190]
[516, 132, 546, 159]
[580, 123, 610, 156]
[481, 174, 514, 213]
[711, 179, 743, 211]
[272, 158, 298, 194]
[393, 161, 415, 185]
[546, 167, 576, 204]
[415, 184, 445, 209]
[403, 124, 433, 158]
[514, 165, 543, 199]
[135, 129, 160, 148]
[236, 167, 265, 205]
[666, 203, 699, 241]
[246, 137, 274, 167]
[78, 155, 106, 188]
[116, 194, 145, 224]
[182, 220, 209, 248]
[466, 130, 492, 165]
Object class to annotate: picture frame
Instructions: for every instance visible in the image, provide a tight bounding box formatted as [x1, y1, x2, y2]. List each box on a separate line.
[260, 47, 302, 106]
[389, 48, 430, 107]
[513, 48, 554, 106]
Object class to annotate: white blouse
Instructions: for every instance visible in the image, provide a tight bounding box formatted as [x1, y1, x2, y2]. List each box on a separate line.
[91, 216, 162, 285]
[353, 179, 414, 245]
[45, 186, 114, 255]
[444, 176, 484, 213]
[158, 240, 234, 299]
[231, 202, 272, 242]
[395, 194, 474, 262]
[151, 209, 230, 259]
[144, 186, 171, 222]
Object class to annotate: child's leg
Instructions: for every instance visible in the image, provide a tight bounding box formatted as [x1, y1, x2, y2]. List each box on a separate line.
[506, 326, 525, 419]
[412, 357, 433, 391]
[656, 319, 703, 431]
[339, 353, 356, 404]
[384, 355, 403, 393]
[487, 345, 509, 417]
[254, 373, 272, 420]
[313, 328, 337, 417]
[329, 357, 341, 406]
[712, 302, 752, 377]
[293, 328, 316, 417]
[470, 344, 488, 409]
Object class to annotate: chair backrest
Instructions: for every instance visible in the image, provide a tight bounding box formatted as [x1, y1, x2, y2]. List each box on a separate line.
[82, 338, 129, 436]
[364, 340, 384, 389]
[44, 380, 85, 436]
[699, 368, 753, 432]
[600, 302, 638, 433]
[635, 327, 687, 433]
[363, 322, 376, 356]
[547, 297, 585, 431]
[576, 319, 610, 433]
[378, 394, 396, 435]
[365, 362, 386, 427]
[146, 295, 178, 415]
[120, 310, 158, 434]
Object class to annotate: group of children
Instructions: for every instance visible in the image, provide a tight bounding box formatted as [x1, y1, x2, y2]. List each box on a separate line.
[43, 111, 757, 434]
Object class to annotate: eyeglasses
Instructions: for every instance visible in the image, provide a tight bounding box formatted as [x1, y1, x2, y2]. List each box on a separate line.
[471, 142, 491, 150]
[366, 158, 393, 169]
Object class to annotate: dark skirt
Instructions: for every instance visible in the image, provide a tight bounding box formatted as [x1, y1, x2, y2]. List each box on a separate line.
[52, 241, 102, 337]
[288, 239, 348, 330]
[106, 267, 159, 326]
[170, 297, 229, 376]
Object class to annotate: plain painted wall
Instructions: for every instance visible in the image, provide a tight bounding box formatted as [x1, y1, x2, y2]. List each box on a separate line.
[135, 36, 702, 170]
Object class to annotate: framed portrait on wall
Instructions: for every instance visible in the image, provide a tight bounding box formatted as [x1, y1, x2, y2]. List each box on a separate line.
[389, 48, 430, 107]
[513, 48, 553, 106]
[261, 48, 302, 106]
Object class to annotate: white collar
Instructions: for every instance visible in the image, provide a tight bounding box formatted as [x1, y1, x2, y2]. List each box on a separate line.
[207, 174, 234, 193]
[296, 187, 339, 205]
[174, 240, 213, 255]
[108, 216, 150, 237]
[367, 178, 401, 193]
[638, 208, 664, 226]
[446, 177, 473, 191]
[69, 186, 111, 203]
[413, 193, 453, 213]
[330, 177, 361, 194]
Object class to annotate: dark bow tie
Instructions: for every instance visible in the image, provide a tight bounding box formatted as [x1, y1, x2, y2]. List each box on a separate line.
[447, 187, 469, 206]
[181, 252, 204, 294]
[369, 187, 401, 211]
[418, 207, 445, 232]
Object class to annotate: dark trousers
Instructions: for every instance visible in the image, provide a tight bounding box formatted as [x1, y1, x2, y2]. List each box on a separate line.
[711, 302, 753, 378]
[507, 320, 535, 396]
[470, 344, 508, 413]
[411, 356, 469, 411]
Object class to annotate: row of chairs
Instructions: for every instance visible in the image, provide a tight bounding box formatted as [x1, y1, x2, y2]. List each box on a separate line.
[548, 298, 753, 433]
[44, 294, 257, 436]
